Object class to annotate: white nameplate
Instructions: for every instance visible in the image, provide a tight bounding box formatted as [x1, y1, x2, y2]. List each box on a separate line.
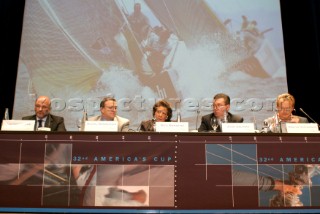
[155, 122, 189, 132]
[286, 123, 319, 133]
[1, 120, 35, 131]
[221, 123, 255, 133]
[37, 127, 51, 131]
[85, 121, 118, 132]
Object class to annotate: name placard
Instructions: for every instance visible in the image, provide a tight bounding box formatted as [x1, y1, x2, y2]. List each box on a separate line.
[1, 120, 35, 131]
[84, 121, 118, 132]
[155, 122, 189, 132]
[221, 123, 255, 133]
[286, 123, 319, 133]
[37, 127, 51, 131]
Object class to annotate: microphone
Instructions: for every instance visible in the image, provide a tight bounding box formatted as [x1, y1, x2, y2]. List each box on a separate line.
[300, 108, 320, 127]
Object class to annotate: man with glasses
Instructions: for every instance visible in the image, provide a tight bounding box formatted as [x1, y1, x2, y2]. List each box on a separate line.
[198, 93, 243, 132]
[22, 95, 67, 131]
[88, 97, 130, 132]
[263, 93, 308, 133]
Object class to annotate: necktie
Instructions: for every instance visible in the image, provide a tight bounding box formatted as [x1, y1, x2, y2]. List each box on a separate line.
[38, 119, 43, 128]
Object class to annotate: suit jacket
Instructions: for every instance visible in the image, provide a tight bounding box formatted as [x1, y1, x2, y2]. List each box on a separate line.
[88, 115, 130, 132]
[139, 120, 156, 132]
[198, 112, 244, 132]
[22, 114, 67, 131]
[263, 115, 309, 133]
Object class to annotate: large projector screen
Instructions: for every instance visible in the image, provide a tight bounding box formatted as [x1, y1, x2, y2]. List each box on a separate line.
[13, 0, 287, 131]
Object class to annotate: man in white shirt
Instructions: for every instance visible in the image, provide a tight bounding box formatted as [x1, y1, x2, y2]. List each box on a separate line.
[88, 97, 130, 132]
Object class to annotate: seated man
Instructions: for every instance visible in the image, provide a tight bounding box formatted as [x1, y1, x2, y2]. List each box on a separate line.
[88, 97, 130, 132]
[198, 93, 243, 132]
[22, 95, 66, 131]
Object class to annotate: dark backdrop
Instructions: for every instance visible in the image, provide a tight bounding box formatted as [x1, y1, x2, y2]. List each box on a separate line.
[1, 0, 320, 124]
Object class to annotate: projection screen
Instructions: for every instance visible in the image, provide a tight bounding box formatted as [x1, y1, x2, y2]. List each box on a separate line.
[13, 0, 287, 131]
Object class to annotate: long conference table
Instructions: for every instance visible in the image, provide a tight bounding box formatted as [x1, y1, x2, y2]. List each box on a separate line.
[0, 131, 320, 213]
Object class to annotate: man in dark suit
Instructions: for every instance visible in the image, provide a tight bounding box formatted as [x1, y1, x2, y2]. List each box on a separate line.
[22, 95, 66, 131]
[198, 93, 243, 132]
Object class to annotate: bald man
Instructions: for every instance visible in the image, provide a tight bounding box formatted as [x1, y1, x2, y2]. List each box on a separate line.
[22, 95, 67, 131]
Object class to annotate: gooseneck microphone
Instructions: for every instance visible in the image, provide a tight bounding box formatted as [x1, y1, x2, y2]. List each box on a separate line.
[299, 108, 320, 128]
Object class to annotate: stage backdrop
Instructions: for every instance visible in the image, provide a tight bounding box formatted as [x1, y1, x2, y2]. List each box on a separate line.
[12, 0, 287, 131]
[1, 132, 320, 212]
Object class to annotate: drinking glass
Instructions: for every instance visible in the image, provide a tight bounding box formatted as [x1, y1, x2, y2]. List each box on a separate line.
[211, 117, 218, 132]
[76, 118, 82, 131]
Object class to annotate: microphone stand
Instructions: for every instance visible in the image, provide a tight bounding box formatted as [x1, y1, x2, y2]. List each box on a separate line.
[300, 108, 320, 128]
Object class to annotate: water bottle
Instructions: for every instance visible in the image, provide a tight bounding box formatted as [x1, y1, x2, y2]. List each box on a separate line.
[273, 112, 282, 133]
[3, 108, 9, 120]
[177, 110, 181, 122]
[80, 109, 88, 131]
[223, 110, 228, 123]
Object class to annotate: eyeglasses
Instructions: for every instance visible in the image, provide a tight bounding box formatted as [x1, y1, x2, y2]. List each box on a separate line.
[104, 106, 117, 110]
[213, 105, 226, 109]
[277, 108, 293, 112]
